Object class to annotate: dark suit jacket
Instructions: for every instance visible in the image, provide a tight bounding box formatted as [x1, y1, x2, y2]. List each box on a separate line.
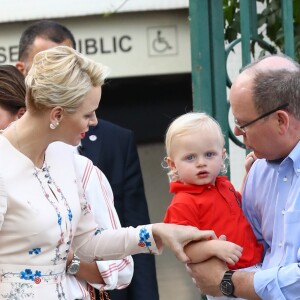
[81, 119, 159, 300]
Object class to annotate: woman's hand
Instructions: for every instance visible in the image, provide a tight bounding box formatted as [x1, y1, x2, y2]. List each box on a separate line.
[152, 223, 216, 263]
[66, 248, 74, 269]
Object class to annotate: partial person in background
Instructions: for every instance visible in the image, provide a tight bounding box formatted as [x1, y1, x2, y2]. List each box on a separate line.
[163, 112, 263, 300]
[16, 20, 159, 300]
[0, 65, 26, 129]
[0, 64, 134, 299]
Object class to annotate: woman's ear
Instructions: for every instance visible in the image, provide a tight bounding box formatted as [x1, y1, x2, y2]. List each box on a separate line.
[50, 106, 64, 124]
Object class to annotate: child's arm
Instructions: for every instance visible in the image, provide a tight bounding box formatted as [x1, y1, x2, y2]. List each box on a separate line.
[184, 239, 243, 266]
[240, 151, 257, 193]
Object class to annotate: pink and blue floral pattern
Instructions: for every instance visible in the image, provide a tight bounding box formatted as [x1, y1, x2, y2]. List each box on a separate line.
[138, 227, 153, 253]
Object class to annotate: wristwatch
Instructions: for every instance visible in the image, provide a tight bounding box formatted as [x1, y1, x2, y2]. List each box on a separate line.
[220, 270, 237, 298]
[66, 254, 81, 275]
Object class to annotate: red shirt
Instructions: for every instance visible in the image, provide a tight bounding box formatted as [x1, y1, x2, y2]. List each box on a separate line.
[163, 176, 263, 269]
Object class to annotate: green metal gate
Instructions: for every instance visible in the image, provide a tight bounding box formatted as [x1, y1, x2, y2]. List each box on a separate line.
[188, 0, 294, 165]
[188, 1, 294, 299]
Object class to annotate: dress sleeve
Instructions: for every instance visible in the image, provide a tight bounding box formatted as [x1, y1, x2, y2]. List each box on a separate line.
[73, 154, 134, 290]
[71, 153, 160, 262]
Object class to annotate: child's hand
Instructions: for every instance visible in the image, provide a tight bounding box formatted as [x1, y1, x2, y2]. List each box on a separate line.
[245, 151, 257, 173]
[210, 239, 243, 265]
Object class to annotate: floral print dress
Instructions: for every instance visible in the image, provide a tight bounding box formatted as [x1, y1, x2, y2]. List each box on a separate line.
[0, 137, 158, 300]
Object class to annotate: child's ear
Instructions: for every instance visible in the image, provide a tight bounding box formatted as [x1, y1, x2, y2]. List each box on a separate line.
[167, 157, 176, 171]
[222, 148, 226, 158]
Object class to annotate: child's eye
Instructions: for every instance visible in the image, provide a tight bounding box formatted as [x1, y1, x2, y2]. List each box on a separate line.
[185, 154, 195, 161]
[205, 152, 215, 158]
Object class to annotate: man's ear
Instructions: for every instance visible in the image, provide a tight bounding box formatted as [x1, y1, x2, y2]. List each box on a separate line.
[15, 61, 26, 76]
[277, 110, 289, 134]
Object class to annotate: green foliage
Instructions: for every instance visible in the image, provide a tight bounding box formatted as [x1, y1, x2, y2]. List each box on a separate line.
[223, 0, 300, 61]
[224, 0, 240, 42]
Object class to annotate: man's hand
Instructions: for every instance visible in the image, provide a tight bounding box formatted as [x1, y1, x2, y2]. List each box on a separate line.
[245, 151, 257, 173]
[186, 257, 227, 297]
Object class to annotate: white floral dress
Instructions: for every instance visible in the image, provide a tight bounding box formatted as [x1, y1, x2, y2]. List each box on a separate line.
[0, 136, 158, 300]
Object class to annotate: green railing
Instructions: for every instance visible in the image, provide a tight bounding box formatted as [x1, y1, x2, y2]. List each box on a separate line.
[189, 0, 229, 155]
[188, 1, 294, 299]
[189, 0, 294, 162]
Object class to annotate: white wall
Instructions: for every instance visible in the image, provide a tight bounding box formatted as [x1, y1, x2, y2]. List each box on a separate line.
[0, 0, 189, 23]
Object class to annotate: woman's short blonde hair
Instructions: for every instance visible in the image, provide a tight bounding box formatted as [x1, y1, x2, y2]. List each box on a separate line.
[25, 45, 110, 113]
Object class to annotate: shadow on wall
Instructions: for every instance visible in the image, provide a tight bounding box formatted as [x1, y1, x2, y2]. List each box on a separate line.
[97, 73, 193, 144]
[138, 142, 201, 300]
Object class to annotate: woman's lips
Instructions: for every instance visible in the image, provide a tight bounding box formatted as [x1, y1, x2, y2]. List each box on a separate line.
[81, 133, 86, 139]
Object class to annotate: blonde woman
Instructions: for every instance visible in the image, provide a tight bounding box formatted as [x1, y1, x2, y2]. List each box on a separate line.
[0, 47, 213, 299]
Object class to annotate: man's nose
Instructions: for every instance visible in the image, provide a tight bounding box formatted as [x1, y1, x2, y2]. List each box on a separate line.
[234, 126, 244, 136]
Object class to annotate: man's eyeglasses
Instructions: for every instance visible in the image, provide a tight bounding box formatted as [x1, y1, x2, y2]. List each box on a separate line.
[234, 103, 289, 134]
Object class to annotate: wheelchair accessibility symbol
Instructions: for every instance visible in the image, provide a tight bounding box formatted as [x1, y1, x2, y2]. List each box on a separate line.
[148, 26, 177, 56]
[153, 30, 172, 52]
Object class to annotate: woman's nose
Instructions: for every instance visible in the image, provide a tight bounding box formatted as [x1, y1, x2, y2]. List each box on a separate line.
[89, 114, 98, 126]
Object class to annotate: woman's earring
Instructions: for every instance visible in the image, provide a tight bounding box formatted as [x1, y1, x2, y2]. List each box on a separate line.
[50, 122, 59, 130]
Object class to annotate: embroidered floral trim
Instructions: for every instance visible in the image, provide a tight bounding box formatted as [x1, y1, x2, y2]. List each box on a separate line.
[1, 282, 34, 299]
[81, 199, 92, 215]
[28, 248, 41, 255]
[95, 228, 105, 235]
[138, 227, 152, 253]
[33, 163, 73, 264]
[1, 269, 66, 299]
[20, 269, 41, 283]
[2, 268, 64, 285]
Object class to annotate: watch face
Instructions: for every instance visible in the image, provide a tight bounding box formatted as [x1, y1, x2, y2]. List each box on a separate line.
[220, 281, 233, 296]
[68, 262, 80, 275]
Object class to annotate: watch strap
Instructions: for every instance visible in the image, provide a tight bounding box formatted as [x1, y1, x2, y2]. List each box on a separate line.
[220, 270, 237, 298]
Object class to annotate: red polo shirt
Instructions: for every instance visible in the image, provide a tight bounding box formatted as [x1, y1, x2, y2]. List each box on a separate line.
[164, 176, 263, 269]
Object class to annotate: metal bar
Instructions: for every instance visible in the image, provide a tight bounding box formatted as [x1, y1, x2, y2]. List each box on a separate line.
[209, 0, 230, 155]
[249, 0, 258, 38]
[239, 0, 251, 66]
[189, 0, 213, 113]
[281, 0, 294, 58]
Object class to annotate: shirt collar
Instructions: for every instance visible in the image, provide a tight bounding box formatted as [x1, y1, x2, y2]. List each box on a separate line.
[170, 176, 228, 194]
[266, 140, 300, 176]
